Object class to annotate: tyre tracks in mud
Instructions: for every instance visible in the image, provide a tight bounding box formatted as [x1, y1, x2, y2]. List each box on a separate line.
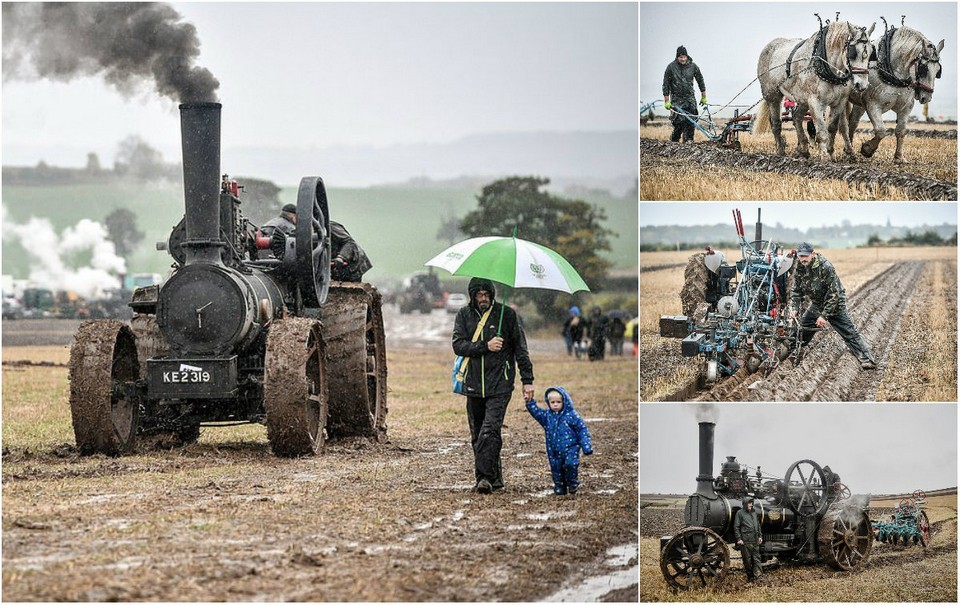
[640, 138, 957, 200]
[695, 261, 924, 402]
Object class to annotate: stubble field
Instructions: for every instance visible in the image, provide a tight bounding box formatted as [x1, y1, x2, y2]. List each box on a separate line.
[639, 246, 958, 402]
[1, 310, 639, 601]
[640, 119, 958, 200]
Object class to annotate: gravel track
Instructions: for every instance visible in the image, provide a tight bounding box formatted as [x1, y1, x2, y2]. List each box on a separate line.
[689, 261, 927, 402]
[640, 138, 958, 200]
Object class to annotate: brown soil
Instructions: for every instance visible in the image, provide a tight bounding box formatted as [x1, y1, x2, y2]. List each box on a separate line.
[640, 138, 958, 200]
[2, 314, 638, 601]
[691, 261, 932, 401]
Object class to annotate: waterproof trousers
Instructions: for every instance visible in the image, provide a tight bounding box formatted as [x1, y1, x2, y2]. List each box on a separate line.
[741, 540, 763, 580]
[548, 449, 581, 494]
[466, 393, 511, 489]
[801, 306, 875, 362]
[670, 98, 698, 142]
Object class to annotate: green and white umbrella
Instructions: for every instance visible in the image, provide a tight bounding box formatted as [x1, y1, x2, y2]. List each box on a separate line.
[425, 235, 590, 333]
[425, 236, 590, 293]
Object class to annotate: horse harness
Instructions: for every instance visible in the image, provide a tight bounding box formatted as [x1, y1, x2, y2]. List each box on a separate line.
[786, 25, 869, 86]
[874, 25, 941, 94]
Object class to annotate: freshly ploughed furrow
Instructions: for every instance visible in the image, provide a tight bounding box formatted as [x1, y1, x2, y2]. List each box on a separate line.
[709, 261, 923, 401]
[640, 138, 957, 200]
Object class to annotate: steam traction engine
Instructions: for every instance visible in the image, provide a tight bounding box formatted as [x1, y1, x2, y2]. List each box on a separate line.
[659, 209, 800, 383]
[659, 422, 873, 589]
[68, 103, 387, 457]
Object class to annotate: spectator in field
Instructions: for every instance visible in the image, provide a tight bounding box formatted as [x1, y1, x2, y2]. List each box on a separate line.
[525, 386, 593, 496]
[790, 242, 876, 369]
[562, 306, 583, 356]
[586, 306, 609, 361]
[662, 45, 707, 143]
[607, 315, 627, 356]
[452, 277, 535, 494]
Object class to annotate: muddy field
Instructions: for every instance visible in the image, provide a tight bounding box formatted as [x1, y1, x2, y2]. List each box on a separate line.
[1, 307, 639, 601]
[639, 492, 958, 601]
[639, 247, 958, 402]
[640, 119, 958, 200]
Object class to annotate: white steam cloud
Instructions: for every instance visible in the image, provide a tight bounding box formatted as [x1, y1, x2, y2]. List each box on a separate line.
[4, 206, 126, 299]
[693, 403, 719, 423]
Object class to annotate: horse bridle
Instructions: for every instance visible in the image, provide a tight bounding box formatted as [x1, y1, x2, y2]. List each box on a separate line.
[875, 18, 941, 94]
[844, 30, 871, 76]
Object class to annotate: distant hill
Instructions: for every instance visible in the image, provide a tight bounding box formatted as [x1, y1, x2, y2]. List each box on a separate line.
[2, 182, 638, 285]
[222, 130, 638, 193]
[640, 222, 958, 249]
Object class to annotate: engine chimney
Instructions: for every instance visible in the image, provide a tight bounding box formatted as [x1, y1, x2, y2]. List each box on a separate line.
[179, 102, 223, 265]
[696, 421, 715, 496]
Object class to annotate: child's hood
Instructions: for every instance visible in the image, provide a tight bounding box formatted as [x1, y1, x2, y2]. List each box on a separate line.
[544, 386, 576, 415]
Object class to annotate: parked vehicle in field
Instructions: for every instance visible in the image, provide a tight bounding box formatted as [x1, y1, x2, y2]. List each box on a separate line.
[445, 293, 468, 313]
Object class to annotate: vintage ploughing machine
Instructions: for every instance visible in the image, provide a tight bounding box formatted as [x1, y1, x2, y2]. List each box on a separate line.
[659, 421, 873, 589]
[872, 490, 932, 546]
[659, 209, 802, 383]
[68, 103, 387, 457]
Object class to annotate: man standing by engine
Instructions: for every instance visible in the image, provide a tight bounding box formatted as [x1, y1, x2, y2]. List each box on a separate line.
[790, 242, 877, 369]
[662, 45, 707, 143]
[329, 221, 373, 282]
[261, 203, 297, 236]
[734, 497, 763, 583]
[452, 277, 535, 494]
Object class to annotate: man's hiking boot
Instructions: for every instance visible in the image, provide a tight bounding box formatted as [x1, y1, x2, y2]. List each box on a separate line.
[476, 479, 493, 494]
[860, 358, 877, 370]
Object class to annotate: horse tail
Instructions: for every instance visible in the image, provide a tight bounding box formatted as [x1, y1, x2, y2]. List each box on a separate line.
[754, 101, 771, 135]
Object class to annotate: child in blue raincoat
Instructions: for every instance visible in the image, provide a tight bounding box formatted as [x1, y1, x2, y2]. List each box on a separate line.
[525, 386, 593, 495]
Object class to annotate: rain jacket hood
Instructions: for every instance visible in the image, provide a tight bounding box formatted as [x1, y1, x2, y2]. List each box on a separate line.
[468, 277, 497, 309]
[526, 386, 593, 456]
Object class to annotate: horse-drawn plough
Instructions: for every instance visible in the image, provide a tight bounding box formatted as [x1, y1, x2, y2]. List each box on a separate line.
[644, 13, 946, 163]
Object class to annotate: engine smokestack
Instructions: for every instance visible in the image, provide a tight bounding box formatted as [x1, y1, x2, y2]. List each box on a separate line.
[179, 102, 222, 265]
[697, 421, 715, 496]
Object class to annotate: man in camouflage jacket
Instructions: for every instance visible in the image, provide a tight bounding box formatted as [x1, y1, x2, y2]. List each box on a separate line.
[662, 45, 707, 142]
[790, 242, 877, 369]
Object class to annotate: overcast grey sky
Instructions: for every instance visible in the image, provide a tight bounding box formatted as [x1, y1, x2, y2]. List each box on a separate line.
[640, 202, 958, 230]
[2, 2, 638, 168]
[639, 404, 957, 494]
[640, 2, 956, 119]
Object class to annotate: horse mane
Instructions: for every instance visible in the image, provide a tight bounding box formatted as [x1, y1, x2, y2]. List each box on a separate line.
[825, 20, 853, 60]
[892, 26, 928, 62]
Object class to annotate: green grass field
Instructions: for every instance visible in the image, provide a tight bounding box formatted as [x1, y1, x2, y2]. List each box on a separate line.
[2, 182, 637, 284]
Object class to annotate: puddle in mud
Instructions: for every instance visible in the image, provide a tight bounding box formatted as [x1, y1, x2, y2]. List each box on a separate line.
[530, 489, 556, 498]
[450, 510, 465, 522]
[508, 524, 545, 531]
[433, 442, 466, 455]
[515, 452, 533, 458]
[542, 543, 638, 602]
[594, 489, 619, 495]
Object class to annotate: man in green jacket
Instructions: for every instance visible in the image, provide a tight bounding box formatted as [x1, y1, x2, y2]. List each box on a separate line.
[790, 242, 877, 369]
[734, 497, 763, 582]
[662, 45, 707, 143]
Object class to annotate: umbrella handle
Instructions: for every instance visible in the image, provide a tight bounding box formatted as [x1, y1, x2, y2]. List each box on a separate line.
[497, 287, 509, 337]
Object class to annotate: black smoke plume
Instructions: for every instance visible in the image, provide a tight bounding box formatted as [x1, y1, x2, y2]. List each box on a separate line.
[3, 2, 219, 103]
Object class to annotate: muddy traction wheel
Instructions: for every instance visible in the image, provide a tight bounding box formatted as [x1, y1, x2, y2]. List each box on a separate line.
[818, 506, 873, 570]
[660, 526, 730, 590]
[69, 320, 140, 455]
[322, 282, 388, 438]
[680, 253, 708, 317]
[264, 317, 328, 457]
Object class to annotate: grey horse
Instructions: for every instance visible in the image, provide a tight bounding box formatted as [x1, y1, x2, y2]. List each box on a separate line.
[847, 23, 944, 163]
[756, 19, 875, 161]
